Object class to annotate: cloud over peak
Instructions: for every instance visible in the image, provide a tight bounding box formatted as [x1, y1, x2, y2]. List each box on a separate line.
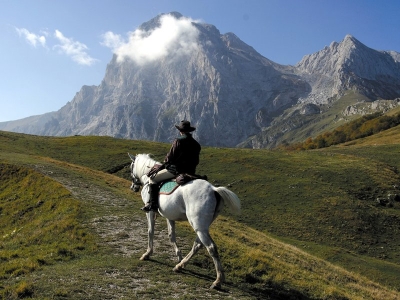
[15, 14, 200, 67]
[102, 14, 200, 65]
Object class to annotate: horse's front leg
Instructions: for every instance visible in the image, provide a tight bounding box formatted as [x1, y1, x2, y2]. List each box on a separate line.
[140, 211, 155, 260]
[167, 219, 182, 262]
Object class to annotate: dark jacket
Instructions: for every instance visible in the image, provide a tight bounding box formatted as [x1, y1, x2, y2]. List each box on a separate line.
[164, 133, 201, 175]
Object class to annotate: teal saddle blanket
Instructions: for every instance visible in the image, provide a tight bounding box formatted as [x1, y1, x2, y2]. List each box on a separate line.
[159, 181, 179, 195]
[158, 174, 208, 195]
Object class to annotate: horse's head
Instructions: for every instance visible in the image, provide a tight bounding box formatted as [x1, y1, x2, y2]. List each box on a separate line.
[128, 153, 141, 192]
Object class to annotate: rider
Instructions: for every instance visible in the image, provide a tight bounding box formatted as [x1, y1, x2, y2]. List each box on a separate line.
[141, 120, 201, 212]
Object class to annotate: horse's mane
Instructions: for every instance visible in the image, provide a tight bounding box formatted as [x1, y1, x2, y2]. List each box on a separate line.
[134, 154, 159, 178]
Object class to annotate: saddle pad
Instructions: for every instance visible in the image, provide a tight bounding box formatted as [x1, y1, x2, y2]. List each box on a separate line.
[159, 181, 180, 195]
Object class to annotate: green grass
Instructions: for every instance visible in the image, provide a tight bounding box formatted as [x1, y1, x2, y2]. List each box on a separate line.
[1, 130, 400, 298]
[0, 163, 96, 299]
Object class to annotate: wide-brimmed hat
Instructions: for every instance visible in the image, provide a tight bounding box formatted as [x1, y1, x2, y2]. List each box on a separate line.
[175, 120, 196, 132]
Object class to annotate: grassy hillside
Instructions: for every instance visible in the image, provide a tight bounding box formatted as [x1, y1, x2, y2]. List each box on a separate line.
[1, 130, 400, 299]
[0, 163, 97, 298]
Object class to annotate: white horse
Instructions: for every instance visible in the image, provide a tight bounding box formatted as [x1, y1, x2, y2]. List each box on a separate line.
[128, 153, 241, 289]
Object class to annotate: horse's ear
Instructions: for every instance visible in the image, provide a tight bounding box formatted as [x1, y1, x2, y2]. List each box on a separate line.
[128, 152, 135, 162]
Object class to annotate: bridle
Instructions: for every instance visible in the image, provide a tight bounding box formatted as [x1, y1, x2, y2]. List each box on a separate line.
[128, 153, 151, 192]
[130, 173, 142, 192]
[130, 160, 142, 192]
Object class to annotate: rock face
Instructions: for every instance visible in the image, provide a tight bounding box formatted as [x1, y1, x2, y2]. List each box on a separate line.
[1, 13, 400, 148]
[299, 103, 320, 115]
[240, 34, 400, 148]
[295, 35, 400, 104]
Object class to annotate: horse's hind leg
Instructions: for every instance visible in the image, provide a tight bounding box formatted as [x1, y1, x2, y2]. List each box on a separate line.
[173, 236, 203, 271]
[167, 220, 182, 262]
[140, 211, 155, 260]
[173, 230, 224, 289]
[196, 231, 225, 289]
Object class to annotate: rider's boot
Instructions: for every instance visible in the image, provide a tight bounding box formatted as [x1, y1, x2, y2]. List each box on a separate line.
[141, 183, 159, 212]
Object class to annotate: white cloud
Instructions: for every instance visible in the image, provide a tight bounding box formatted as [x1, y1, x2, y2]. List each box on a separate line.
[101, 31, 124, 50]
[15, 27, 47, 48]
[53, 30, 97, 66]
[101, 14, 200, 65]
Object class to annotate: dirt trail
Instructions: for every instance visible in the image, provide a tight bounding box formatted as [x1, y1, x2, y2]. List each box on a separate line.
[33, 162, 181, 259]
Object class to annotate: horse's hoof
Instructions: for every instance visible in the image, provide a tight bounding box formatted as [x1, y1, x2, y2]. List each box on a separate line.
[173, 265, 182, 272]
[210, 282, 221, 290]
[140, 255, 149, 261]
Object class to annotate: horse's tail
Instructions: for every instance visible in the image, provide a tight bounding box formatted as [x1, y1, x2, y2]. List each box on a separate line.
[214, 187, 241, 215]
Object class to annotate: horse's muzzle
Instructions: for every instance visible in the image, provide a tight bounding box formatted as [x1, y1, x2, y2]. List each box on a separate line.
[130, 182, 140, 192]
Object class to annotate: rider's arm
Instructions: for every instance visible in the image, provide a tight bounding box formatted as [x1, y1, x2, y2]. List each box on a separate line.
[164, 138, 181, 164]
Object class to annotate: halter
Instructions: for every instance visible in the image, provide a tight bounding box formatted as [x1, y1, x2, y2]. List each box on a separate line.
[131, 174, 142, 191]
[129, 153, 155, 192]
[130, 159, 143, 192]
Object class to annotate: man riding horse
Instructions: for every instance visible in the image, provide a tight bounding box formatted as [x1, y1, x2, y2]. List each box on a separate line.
[141, 120, 201, 212]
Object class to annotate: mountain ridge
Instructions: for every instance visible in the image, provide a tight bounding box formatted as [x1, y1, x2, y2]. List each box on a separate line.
[1, 13, 399, 148]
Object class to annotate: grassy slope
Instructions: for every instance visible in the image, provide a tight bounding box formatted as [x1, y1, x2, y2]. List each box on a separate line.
[1, 130, 400, 299]
[0, 162, 97, 298]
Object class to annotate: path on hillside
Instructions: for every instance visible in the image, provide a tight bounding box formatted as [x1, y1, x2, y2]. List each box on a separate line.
[31, 162, 254, 299]
[33, 163, 155, 258]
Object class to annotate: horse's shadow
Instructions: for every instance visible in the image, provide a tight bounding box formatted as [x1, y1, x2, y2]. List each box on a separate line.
[148, 257, 312, 299]
[147, 257, 230, 293]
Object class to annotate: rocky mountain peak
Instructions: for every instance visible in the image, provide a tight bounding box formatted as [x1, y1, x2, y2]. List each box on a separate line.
[295, 33, 400, 103]
[296, 34, 369, 75]
[343, 34, 362, 46]
[138, 11, 184, 32]
[1, 12, 399, 150]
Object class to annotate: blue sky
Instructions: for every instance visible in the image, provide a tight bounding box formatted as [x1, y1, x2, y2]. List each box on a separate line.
[1, 0, 399, 122]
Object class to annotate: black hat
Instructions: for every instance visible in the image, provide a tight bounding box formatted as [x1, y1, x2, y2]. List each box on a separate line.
[175, 120, 196, 132]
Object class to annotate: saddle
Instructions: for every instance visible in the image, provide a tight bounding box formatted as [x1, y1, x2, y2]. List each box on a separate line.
[159, 174, 208, 195]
